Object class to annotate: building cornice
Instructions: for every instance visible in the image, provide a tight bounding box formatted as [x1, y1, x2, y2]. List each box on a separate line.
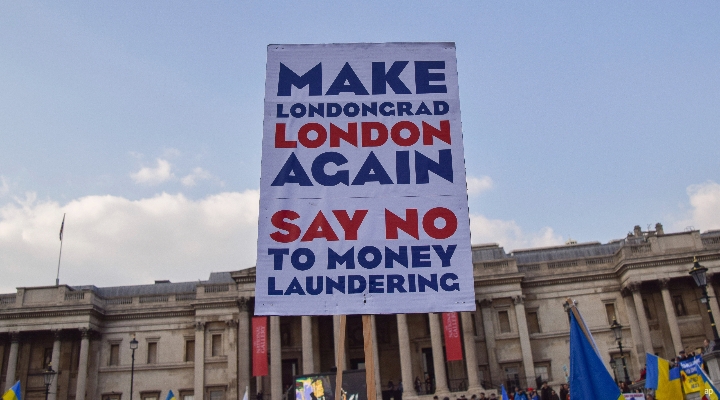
[474, 275, 524, 287]
[521, 272, 617, 288]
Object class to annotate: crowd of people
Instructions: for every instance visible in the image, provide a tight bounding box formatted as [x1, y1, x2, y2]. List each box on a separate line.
[428, 381, 568, 400]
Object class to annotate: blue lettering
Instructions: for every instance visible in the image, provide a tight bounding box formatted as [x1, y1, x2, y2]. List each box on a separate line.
[271, 153, 313, 186]
[268, 248, 289, 270]
[412, 246, 432, 268]
[326, 63, 369, 95]
[387, 274, 407, 293]
[278, 63, 322, 96]
[291, 248, 315, 271]
[351, 152, 393, 185]
[348, 275, 366, 294]
[440, 273, 460, 291]
[418, 274, 439, 292]
[432, 245, 457, 267]
[385, 246, 408, 268]
[326, 276, 346, 294]
[311, 152, 349, 186]
[358, 246, 382, 269]
[284, 277, 306, 295]
[414, 61, 447, 94]
[306, 276, 323, 295]
[372, 61, 411, 95]
[268, 277, 283, 295]
[415, 149, 453, 184]
[369, 275, 384, 293]
[328, 247, 355, 269]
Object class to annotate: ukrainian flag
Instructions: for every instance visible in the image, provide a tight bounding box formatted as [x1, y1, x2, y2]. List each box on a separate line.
[165, 390, 176, 400]
[2, 381, 21, 400]
[644, 353, 682, 400]
[500, 385, 509, 400]
[698, 368, 719, 400]
[569, 311, 623, 400]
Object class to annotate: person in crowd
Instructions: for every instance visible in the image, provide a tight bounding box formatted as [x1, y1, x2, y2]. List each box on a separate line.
[540, 381, 551, 400]
[396, 380, 403, 400]
[559, 384, 568, 400]
[513, 387, 528, 400]
[388, 381, 395, 392]
[528, 389, 539, 400]
[478, 393, 486, 400]
[549, 390, 559, 400]
[488, 393, 497, 400]
[619, 381, 630, 393]
[414, 377, 422, 394]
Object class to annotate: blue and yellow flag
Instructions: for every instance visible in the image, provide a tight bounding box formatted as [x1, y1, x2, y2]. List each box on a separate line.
[698, 367, 719, 400]
[165, 390, 176, 400]
[568, 310, 623, 400]
[2, 381, 21, 400]
[644, 353, 682, 399]
[500, 385, 509, 400]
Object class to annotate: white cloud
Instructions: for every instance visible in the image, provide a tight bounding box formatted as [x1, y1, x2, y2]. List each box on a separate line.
[181, 167, 216, 187]
[672, 181, 720, 232]
[469, 213, 564, 251]
[0, 190, 259, 293]
[466, 175, 493, 195]
[130, 158, 175, 185]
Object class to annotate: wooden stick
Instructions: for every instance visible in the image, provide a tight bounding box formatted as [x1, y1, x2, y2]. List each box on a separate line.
[363, 315, 377, 400]
[335, 315, 347, 400]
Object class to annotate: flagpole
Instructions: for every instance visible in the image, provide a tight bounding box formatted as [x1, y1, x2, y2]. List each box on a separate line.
[56, 213, 65, 286]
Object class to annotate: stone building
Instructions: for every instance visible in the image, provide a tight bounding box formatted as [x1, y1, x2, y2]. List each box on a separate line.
[1, 225, 720, 400]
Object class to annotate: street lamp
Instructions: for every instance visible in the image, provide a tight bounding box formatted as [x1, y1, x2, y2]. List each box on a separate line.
[689, 257, 720, 351]
[610, 317, 631, 384]
[609, 358, 618, 386]
[130, 334, 139, 400]
[43, 363, 57, 400]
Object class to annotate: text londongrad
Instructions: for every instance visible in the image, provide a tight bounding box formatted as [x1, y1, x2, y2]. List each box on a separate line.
[256, 43, 475, 315]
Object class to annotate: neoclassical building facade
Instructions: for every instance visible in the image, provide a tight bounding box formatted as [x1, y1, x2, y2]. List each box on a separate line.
[2, 225, 720, 400]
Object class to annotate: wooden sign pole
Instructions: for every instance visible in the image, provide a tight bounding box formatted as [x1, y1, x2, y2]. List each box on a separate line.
[335, 315, 347, 400]
[362, 315, 377, 400]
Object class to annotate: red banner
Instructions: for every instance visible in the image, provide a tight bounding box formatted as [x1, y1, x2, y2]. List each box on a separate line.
[252, 316, 268, 376]
[442, 312, 463, 361]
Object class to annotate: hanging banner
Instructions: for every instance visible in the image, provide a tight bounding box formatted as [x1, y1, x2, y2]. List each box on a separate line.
[252, 316, 268, 376]
[255, 42, 475, 315]
[442, 312, 463, 361]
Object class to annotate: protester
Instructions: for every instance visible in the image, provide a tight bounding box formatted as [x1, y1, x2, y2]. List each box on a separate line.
[513, 387, 529, 400]
[540, 382, 551, 400]
[559, 384, 568, 400]
[549, 390, 559, 400]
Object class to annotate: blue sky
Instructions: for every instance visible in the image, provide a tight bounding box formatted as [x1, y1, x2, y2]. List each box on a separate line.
[1, 1, 719, 291]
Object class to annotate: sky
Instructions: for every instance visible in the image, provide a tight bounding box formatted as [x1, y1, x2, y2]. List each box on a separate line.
[1, 1, 719, 293]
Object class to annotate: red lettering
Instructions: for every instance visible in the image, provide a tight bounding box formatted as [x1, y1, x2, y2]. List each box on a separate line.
[274, 123, 296, 148]
[298, 123, 327, 148]
[362, 122, 389, 147]
[301, 211, 339, 242]
[332, 210, 368, 240]
[422, 120, 451, 145]
[422, 207, 457, 239]
[385, 209, 419, 239]
[330, 123, 358, 147]
[270, 210, 301, 242]
[391, 121, 420, 146]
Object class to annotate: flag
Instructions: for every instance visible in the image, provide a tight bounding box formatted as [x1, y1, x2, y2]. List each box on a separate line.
[698, 368, 719, 400]
[568, 310, 623, 400]
[165, 390, 176, 400]
[2, 381, 21, 400]
[500, 385, 509, 400]
[644, 353, 682, 399]
[59, 214, 65, 241]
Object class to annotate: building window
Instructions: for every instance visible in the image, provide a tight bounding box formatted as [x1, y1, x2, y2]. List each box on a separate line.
[185, 340, 195, 362]
[102, 395, 121, 400]
[534, 362, 551, 381]
[147, 342, 158, 364]
[498, 310, 511, 333]
[141, 392, 160, 400]
[605, 303, 616, 325]
[211, 334, 222, 357]
[207, 388, 225, 400]
[673, 295, 687, 316]
[503, 365, 520, 391]
[110, 344, 120, 366]
[180, 391, 194, 400]
[527, 311, 540, 334]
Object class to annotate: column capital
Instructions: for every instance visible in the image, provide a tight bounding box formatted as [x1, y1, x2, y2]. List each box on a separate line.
[79, 328, 90, 339]
[626, 281, 642, 293]
[659, 278, 671, 289]
[195, 321, 206, 331]
[238, 297, 250, 312]
[479, 298, 493, 308]
[52, 329, 63, 341]
[513, 295, 524, 305]
[9, 332, 20, 343]
[225, 319, 239, 327]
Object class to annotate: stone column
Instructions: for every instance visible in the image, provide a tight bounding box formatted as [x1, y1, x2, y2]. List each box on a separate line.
[480, 300, 502, 386]
[238, 299, 251, 398]
[629, 283, 654, 356]
[396, 314, 417, 400]
[461, 312, 482, 393]
[227, 319, 239, 400]
[48, 330, 62, 400]
[195, 322, 206, 400]
[3, 332, 19, 392]
[302, 316, 315, 374]
[659, 279, 684, 356]
[622, 290, 645, 369]
[76, 329, 90, 400]
[270, 316, 282, 400]
[333, 315, 347, 370]
[428, 313, 449, 395]
[513, 296, 536, 389]
[705, 277, 720, 336]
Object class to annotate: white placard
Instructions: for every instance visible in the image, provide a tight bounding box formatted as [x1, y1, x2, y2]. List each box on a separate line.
[255, 42, 474, 315]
